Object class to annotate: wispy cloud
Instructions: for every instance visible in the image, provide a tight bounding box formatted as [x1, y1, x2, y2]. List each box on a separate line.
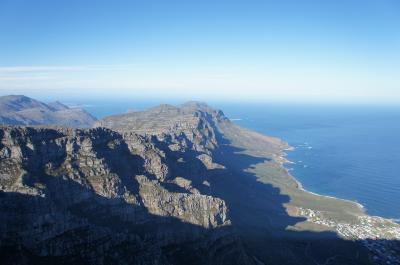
[1, 63, 399, 104]
[0, 75, 55, 81]
[0, 64, 142, 83]
[0, 64, 140, 74]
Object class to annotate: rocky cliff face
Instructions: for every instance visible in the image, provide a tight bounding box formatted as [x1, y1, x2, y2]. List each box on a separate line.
[94, 101, 227, 153]
[0, 95, 96, 128]
[0, 103, 252, 265]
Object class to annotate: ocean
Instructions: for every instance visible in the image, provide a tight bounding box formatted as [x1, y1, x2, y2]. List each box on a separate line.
[77, 100, 400, 220]
[219, 103, 400, 220]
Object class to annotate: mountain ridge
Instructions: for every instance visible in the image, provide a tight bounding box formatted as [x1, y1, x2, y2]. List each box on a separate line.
[0, 95, 96, 128]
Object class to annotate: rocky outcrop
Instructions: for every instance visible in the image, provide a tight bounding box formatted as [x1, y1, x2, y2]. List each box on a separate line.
[94, 101, 227, 153]
[0, 95, 96, 127]
[0, 123, 249, 265]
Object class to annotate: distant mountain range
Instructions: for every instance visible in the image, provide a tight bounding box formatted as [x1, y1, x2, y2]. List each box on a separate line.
[0, 95, 96, 127]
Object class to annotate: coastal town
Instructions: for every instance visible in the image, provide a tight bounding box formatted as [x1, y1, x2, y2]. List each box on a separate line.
[299, 207, 400, 264]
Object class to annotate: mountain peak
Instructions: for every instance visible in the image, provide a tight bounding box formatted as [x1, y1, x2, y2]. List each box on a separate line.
[95, 101, 228, 136]
[0, 95, 46, 112]
[0, 95, 96, 127]
[148, 104, 181, 113]
[47, 101, 69, 111]
[181, 101, 210, 109]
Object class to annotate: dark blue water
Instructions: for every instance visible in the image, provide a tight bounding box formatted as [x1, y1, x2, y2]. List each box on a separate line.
[219, 103, 400, 220]
[75, 100, 400, 220]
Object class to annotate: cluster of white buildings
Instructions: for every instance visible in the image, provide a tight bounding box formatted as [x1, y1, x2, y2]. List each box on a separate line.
[298, 207, 400, 264]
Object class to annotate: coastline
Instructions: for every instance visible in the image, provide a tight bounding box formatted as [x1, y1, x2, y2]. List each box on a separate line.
[224, 122, 369, 217]
[279, 143, 400, 225]
[223, 120, 400, 226]
[280, 145, 367, 212]
[272, 140, 400, 256]
[282, 150, 366, 211]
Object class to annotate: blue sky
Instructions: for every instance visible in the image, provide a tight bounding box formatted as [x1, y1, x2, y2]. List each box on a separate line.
[0, 0, 399, 103]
